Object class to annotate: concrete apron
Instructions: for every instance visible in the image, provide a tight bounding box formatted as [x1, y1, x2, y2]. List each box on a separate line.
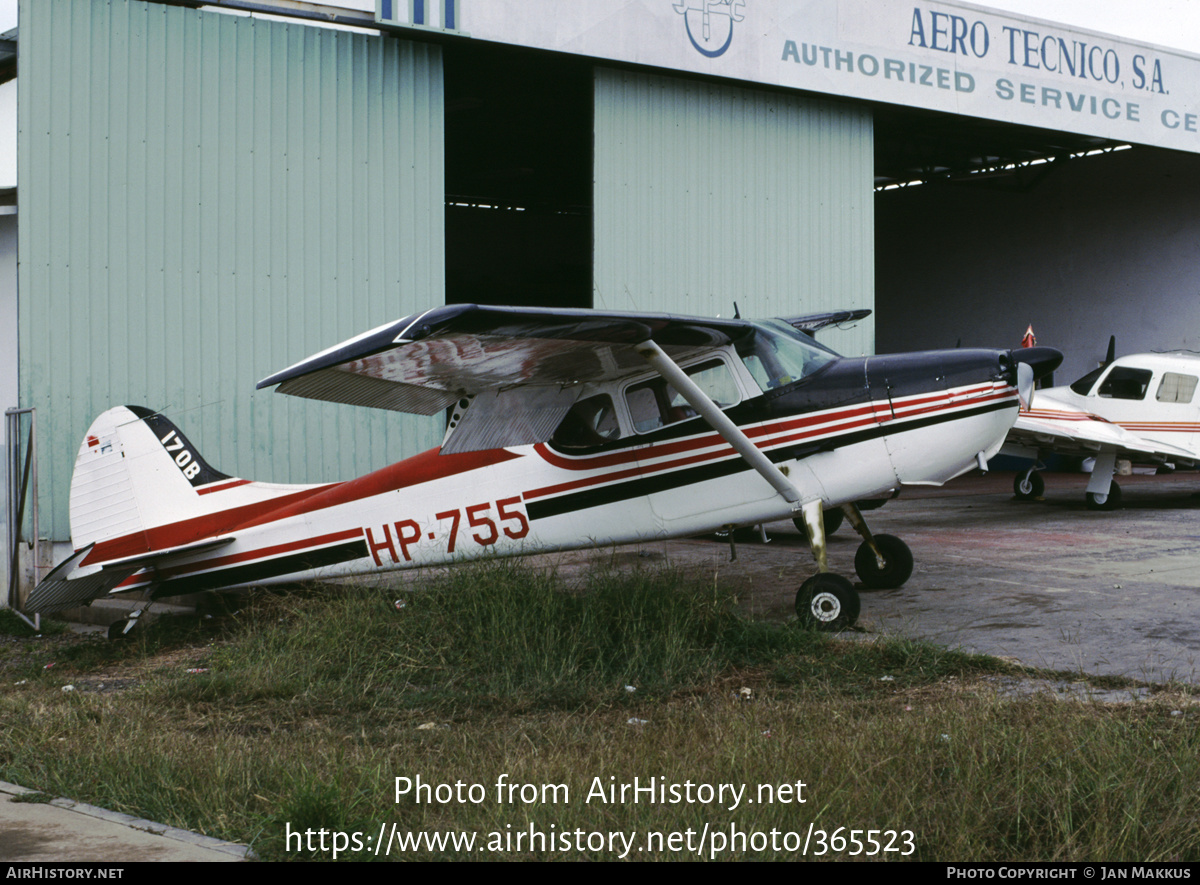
[0, 780, 254, 862]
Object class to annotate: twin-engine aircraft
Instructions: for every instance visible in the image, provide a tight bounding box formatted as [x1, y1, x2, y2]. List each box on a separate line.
[1004, 347, 1200, 509]
[25, 305, 1060, 636]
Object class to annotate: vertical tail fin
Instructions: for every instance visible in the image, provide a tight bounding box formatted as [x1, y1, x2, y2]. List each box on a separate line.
[68, 405, 233, 550]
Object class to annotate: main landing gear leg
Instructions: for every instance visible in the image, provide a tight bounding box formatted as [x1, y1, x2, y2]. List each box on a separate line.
[843, 503, 914, 590]
[795, 500, 860, 631]
[1085, 451, 1121, 511]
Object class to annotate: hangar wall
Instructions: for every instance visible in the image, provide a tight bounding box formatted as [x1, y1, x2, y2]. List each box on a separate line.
[18, 0, 446, 539]
[593, 68, 875, 358]
[0, 214, 13, 415]
[875, 147, 1200, 385]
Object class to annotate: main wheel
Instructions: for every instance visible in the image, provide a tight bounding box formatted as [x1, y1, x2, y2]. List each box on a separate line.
[1086, 480, 1122, 511]
[854, 534, 914, 590]
[795, 573, 860, 631]
[107, 618, 132, 641]
[793, 508, 845, 540]
[1013, 470, 1044, 500]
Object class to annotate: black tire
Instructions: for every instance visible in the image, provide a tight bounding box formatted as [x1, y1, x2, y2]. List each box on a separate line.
[1086, 480, 1122, 511]
[793, 508, 845, 540]
[107, 619, 131, 641]
[1013, 470, 1044, 500]
[854, 534, 914, 590]
[795, 573, 860, 631]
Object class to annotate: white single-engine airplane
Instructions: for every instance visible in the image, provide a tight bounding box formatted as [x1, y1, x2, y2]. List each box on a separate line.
[25, 305, 1060, 636]
[1004, 344, 1200, 509]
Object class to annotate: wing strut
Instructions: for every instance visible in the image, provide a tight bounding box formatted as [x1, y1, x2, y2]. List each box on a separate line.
[634, 340, 811, 509]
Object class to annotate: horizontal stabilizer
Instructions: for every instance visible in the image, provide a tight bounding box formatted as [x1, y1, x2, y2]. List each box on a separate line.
[23, 545, 141, 614]
[24, 537, 237, 614]
[782, 309, 871, 334]
[100, 537, 236, 573]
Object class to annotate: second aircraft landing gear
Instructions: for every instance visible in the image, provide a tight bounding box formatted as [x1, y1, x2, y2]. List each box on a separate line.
[1013, 467, 1045, 500]
[1086, 480, 1122, 511]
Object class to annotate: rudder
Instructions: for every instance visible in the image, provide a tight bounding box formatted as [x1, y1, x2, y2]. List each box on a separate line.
[68, 405, 232, 550]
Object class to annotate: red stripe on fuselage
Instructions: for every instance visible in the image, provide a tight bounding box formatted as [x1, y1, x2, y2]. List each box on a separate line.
[83, 447, 521, 568]
[535, 385, 1004, 472]
[197, 479, 252, 495]
[527, 386, 1013, 502]
[114, 527, 367, 589]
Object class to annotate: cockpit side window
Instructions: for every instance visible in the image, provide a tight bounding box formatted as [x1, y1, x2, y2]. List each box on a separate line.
[738, 320, 839, 392]
[1097, 367, 1153, 400]
[1156, 372, 1198, 404]
[624, 358, 739, 434]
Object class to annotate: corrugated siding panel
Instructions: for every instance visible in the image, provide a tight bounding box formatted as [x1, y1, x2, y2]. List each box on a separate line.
[593, 68, 874, 359]
[19, 0, 445, 539]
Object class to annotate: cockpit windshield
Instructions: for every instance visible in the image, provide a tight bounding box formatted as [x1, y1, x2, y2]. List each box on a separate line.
[1069, 365, 1107, 396]
[739, 319, 840, 391]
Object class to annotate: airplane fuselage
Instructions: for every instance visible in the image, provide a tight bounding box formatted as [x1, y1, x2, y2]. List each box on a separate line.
[1022, 352, 1200, 455]
[82, 349, 1021, 598]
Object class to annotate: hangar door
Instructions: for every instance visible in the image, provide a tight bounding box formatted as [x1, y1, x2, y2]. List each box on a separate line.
[593, 68, 875, 359]
[19, 0, 446, 539]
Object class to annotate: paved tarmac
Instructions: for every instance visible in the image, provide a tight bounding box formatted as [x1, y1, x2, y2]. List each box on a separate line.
[0, 780, 254, 862]
[653, 469, 1200, 686]
[857, 470, 1200, 685]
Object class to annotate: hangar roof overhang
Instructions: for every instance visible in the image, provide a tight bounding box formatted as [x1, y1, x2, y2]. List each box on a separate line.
[146, 1, 1185, 196]
[871, 104, 1126, 191]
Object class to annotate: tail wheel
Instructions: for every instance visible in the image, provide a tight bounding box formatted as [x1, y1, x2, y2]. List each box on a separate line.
[1013, 470, 1044, 500]
[854, 534, 914, 590]
[1086, 481, 1122, 511]
[795, 573, 860, 631]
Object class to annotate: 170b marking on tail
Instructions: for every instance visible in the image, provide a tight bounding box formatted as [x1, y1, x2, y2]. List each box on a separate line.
[159, 429, 202, 480]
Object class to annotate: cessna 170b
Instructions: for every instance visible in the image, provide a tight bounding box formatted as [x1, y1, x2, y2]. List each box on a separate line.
[1004, 345, 1200, 509]
[25, 305, 1060, 636]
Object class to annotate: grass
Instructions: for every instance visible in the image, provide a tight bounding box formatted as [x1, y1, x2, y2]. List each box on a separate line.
[1, 559, 1198, 861]
[0, 608, 68, 638]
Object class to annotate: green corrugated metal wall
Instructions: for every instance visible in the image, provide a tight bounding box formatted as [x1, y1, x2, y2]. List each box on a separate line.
[593, 68, 875, 358]
[19, 0, 445, 539]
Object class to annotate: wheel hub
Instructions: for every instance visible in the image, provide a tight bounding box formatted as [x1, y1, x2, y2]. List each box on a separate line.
[809, 591, 842, 622]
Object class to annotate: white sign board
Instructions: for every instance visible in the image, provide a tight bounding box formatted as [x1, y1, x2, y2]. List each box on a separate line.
[390, 0, 1200, 154]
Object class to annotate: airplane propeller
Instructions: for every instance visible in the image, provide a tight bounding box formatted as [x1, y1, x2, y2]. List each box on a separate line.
[1010, 346, 1062, 410]
[1017, 361, 1035, 410]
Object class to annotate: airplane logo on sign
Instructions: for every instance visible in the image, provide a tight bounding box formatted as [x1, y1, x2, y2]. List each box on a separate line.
[673, 0, 746, 58]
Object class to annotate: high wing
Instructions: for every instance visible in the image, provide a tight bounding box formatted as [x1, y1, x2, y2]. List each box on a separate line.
[257, 304, 862, 455]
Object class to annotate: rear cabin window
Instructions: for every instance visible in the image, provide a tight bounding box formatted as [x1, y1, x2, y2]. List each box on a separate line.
[625, 359, 739, 433]
[1097, 367, 1153, 400]
[1156, 372, 1198, 404]
[551, 394, 621, 450]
